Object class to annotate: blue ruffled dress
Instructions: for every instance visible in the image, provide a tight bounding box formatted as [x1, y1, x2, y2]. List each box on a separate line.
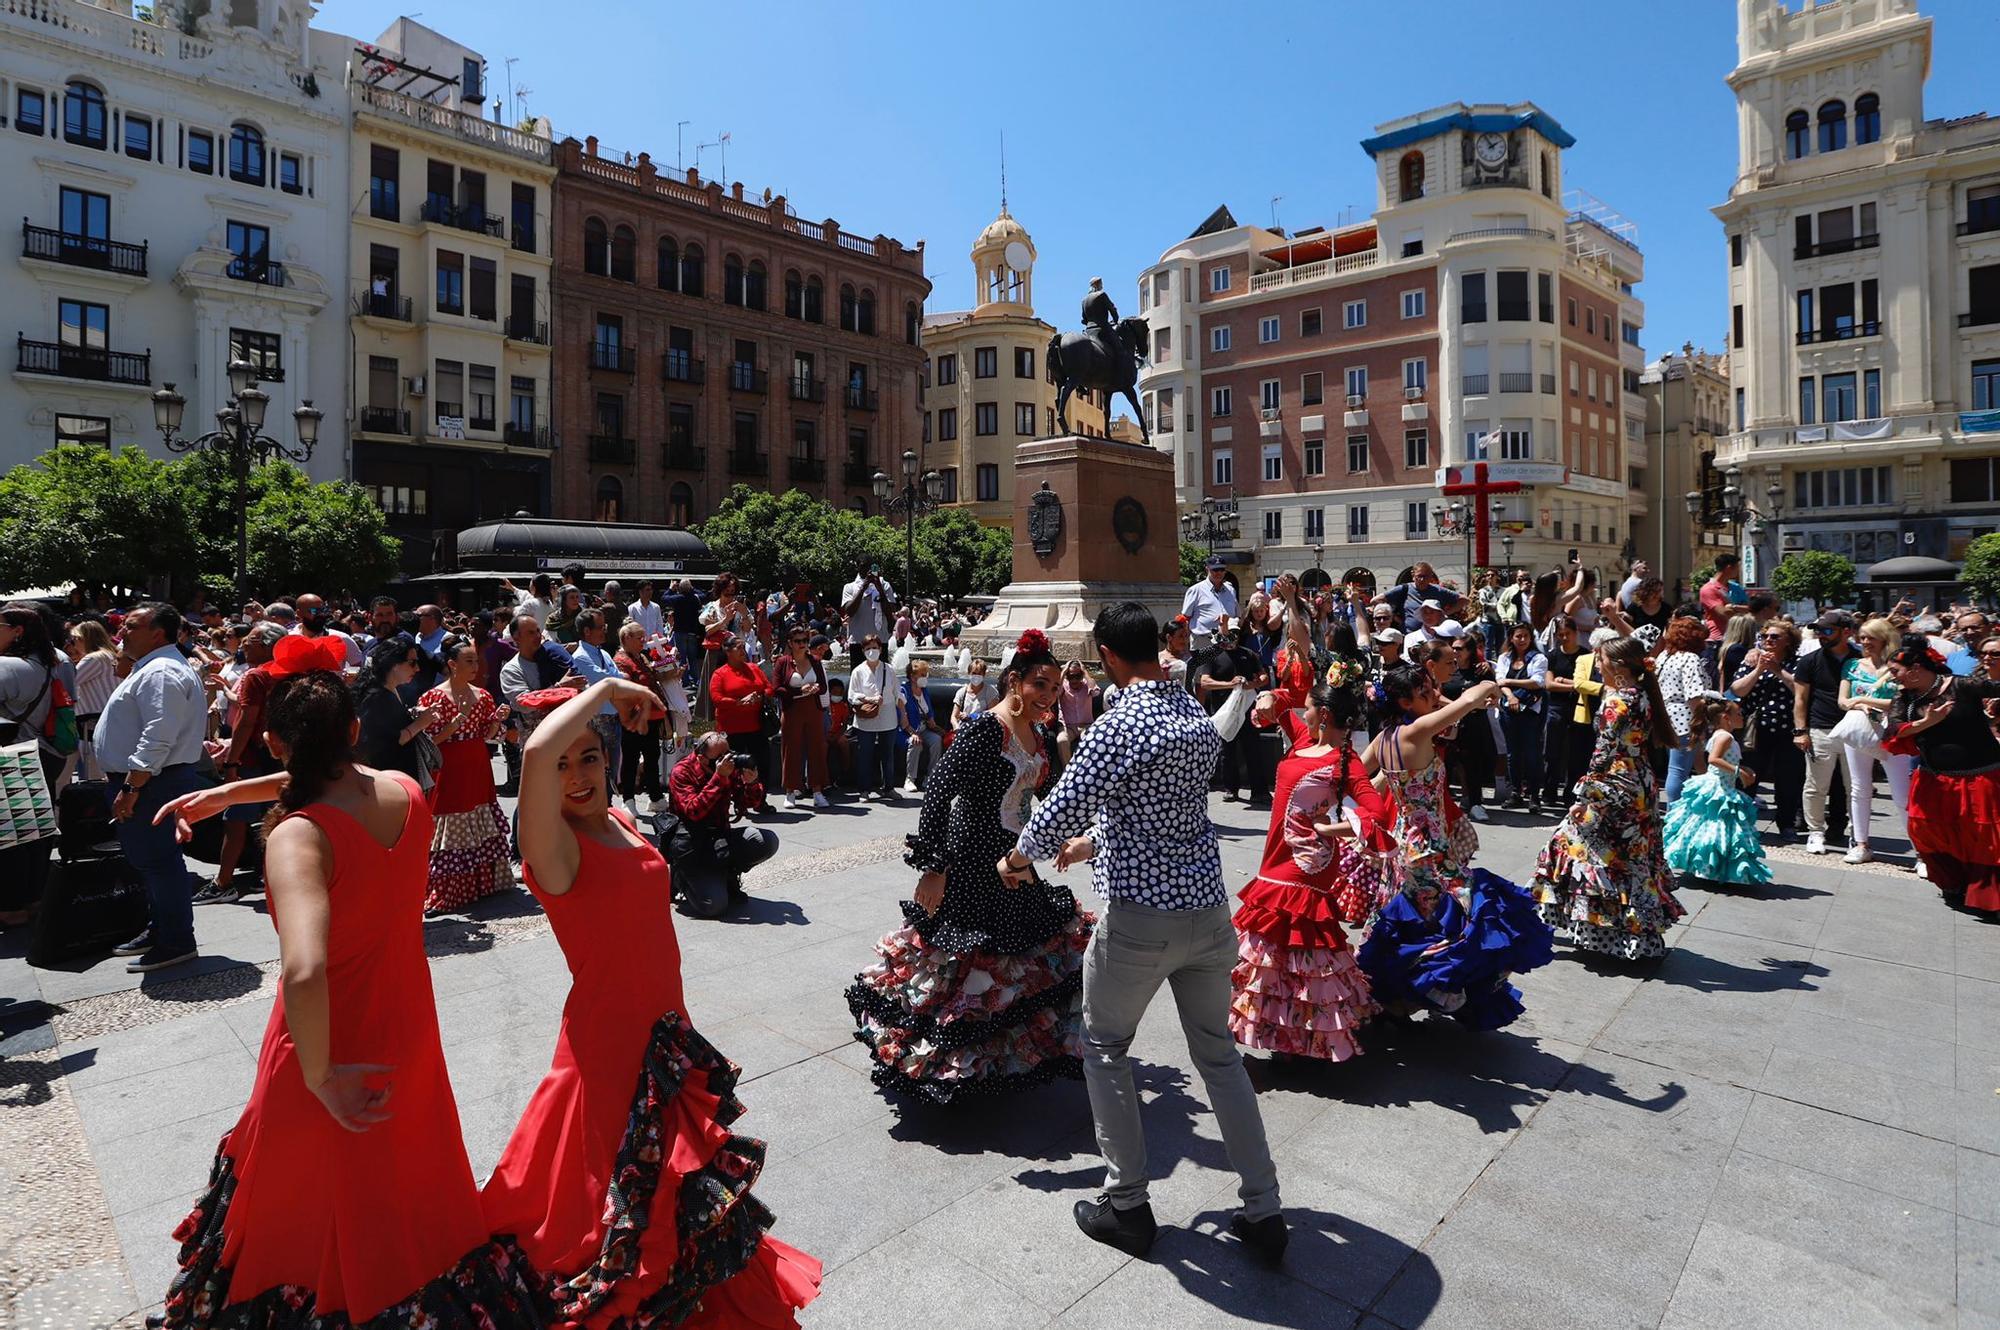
[1661, 737, 1771, 887]
[1356, 869, 1556, 1031]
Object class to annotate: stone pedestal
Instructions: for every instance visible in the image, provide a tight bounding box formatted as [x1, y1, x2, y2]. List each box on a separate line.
[962, 435, 1182, 660]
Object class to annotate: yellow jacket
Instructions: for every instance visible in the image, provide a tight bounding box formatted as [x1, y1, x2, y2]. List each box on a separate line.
[1571, 654, 1602, 725]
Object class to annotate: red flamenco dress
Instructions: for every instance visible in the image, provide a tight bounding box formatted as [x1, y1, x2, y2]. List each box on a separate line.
[1228, 710, 1389, 1061]
[157, 773, 545, 1327]
[1883, 675, 2000, 913]
[418, 683, 513, 912]
[481, 809, 821, 1328]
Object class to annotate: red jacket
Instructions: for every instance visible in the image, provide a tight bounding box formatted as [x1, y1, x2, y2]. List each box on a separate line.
[669, 750, 734, 826]
[707, 661, 773, 735]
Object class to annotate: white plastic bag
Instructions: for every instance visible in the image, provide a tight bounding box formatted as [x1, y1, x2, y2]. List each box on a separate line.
[1212, 684, 1254, 742]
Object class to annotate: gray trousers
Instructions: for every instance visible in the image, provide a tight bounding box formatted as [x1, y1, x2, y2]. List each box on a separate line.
[1081, 899, 1281, 1220]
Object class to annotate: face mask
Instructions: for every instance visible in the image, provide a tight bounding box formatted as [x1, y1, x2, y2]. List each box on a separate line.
[865, 649, 881, 662]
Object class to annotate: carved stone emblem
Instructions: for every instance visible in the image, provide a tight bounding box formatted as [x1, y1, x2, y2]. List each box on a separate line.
[1027, 481, 1064, 557]
[1112, 496, 1148, 554]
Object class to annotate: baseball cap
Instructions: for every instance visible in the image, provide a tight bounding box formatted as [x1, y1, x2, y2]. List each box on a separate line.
[1204, 555, 1227, 571]
[1435, 621, 1464, 639]
[1419, 598, 1445, 612]
[1812, 609, 1857, 631]
[1371, 627, 1405, 645]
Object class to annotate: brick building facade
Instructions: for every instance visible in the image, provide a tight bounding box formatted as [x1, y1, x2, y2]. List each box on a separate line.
[551, 137, 930, 526]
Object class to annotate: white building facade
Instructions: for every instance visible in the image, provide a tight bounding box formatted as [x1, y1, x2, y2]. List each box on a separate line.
[1716, 0, 2000, 584]
[0, 0, 351, 480]
[1135, 104, 1645, 590]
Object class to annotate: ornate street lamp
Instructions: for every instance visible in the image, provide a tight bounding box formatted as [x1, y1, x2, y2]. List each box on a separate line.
[1179, 489, 1240, 555]
[873, 448, 945, 602]
[153, 358, 321, 597]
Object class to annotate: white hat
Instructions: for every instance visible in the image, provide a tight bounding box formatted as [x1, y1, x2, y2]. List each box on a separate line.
[1371, 627, 1405, 645]
[1419, 598, 1445, 613]
[1435, 621, 1464, 639]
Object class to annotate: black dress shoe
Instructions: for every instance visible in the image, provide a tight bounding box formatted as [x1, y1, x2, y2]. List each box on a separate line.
[1229, 1210, 1289, 1265]
[1074, 1195, 1156, 1257]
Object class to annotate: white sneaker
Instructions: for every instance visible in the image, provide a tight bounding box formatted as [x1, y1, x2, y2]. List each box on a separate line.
[1468, 805, 1490, 823]
[1916, 859, 1929, 879]
[1805, 833, 1827, 855]
[903, 780, 920, 793]
[1843, 843, 1872, 865]
[812, 791, 829, 809]
[784, 793, 804, 810]
[859, 789, 875, 802]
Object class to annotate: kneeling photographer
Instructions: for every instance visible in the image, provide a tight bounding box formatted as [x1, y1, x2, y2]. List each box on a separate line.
[659, 732, 777, 917]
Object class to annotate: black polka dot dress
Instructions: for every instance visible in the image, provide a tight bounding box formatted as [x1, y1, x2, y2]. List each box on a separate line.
[844, 712, 1094, 1104]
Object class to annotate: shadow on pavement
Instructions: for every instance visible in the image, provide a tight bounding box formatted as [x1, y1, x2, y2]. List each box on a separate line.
[1162, 1205, 1442, 1328]
[1649, 945, 1828, 996]
[721, 896, 810, 927]
[137, 956, 263, 1000]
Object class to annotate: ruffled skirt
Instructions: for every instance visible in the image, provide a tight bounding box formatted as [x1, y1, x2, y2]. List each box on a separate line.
[1226, 845, 1383, 1061]
[1908, 767, 2000, 914]
[153, 1150, 546, 1328]
[426, 801, 511, 913]
[1356, 870, 1555, 1031]
[846, 908, 1093, 1103]
[1662, 770, 1772, 887]
[1532, 779, 1683, 960]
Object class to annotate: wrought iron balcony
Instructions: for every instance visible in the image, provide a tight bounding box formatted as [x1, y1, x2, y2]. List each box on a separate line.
[21, 222, 147, 277]
[727, 364, 768, 393]
[419, 196, 505, 238]
[505, 316, 549, 345]
[503, 422, 553, 448]
[1497, 372, 1534, 393]
[790, 375, 825, 403]
[663, 352, 704, 384]
[1962, 310, 2000, 329]
[468, 415, 497, 432]
[727, 448, 769, 476]
[354, 290, 413, 322]
[359, 406, 412, 435]
[226, 255, 287, 287]
[790, 454, 826, 481]
[1461, 374, 1489, 395]
[589, 341, 635, 373]
[1541, 373, 1558, 394]
[845, 385, 879, 411]
[664, 443, 706, 470]
[1794, 233, 1880, 261]
[843, 459, 874, 485]
[16, 336, 149, 385]
[1796, 321, 1881, 344]
[588, 434, 636, 464]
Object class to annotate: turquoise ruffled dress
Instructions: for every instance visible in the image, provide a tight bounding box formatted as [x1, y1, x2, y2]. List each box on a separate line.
[1662, 736, 1771, 887]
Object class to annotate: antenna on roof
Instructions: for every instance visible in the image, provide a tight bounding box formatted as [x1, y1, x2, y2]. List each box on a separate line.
[1000, 130, 1009, 216]
[1270, 194, 1283, 231]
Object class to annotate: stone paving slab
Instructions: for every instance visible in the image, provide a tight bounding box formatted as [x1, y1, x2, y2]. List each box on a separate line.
[7, 782, 1997, 1327]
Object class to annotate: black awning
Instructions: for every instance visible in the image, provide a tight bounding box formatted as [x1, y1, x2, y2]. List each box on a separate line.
[446, 519, 717, 577]
[1865, 555, 1959, 581]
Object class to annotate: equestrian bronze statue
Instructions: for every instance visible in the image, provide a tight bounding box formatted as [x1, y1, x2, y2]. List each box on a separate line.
[1048, 277, 1151, 444]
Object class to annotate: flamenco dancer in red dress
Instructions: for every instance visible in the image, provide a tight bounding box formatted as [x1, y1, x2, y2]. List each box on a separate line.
[150, 649, 545, 1327]
[1881, 634, 2000, 914]
[1229, 684, 1386, 1062]
[481, 676, 821, 1328]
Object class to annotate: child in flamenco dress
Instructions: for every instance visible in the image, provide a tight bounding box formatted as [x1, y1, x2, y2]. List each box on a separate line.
[1531, 635, 1685, 960]
[1354, 665, 1555, 1029]
[481, 677, 820, 1328]
[845, 630, 1096, 1103]
[1662, 694, 1772, 889]
[1228, 684, 1387, 1062]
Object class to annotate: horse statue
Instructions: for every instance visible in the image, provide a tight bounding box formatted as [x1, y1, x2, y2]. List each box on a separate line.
[1048, 316, 1151, 445]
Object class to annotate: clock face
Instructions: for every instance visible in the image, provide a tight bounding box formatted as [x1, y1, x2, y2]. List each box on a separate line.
[1474, 132, 1509, 168]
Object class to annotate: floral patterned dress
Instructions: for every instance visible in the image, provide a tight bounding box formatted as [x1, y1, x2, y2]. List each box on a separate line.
[1532, 687, 1683, 959]
[417, 684, 512, 913]
[845, 711, 1094, 1103]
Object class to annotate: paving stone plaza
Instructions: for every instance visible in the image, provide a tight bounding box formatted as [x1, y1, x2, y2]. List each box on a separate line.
[3, 784, 1992, 1328]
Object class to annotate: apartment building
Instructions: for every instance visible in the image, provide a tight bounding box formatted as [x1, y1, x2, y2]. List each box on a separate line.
[1136, 102, 1644, 588]
[550, 137, 930, 526]
[920, 208, 1106, 527]
[345, 18, 556, 570]
[1716, 0, 2000, 581]
[0, 0, 348, 478]
[1637, 345, 1735, 592]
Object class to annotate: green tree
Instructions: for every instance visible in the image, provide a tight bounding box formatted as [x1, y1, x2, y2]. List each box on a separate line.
[0, 445, 202, 593]
[1179, 541, 1208, 587]
[915, 507, 1013, 601]
[1770, 549, 1856, 611]
[1963, 532, 2000, 608]
[238, 464, 401, 595]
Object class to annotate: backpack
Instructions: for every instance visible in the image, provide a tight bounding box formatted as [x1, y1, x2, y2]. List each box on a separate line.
[0, 666, 77, 757]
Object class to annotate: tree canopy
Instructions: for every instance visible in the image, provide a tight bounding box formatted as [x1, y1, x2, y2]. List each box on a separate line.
[1963, 532, 2000, 608]
[1769, 549, 1856, 611]
[697, 486, 1012, 601]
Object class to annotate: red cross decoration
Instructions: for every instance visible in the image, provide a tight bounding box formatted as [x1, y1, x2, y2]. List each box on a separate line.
[1439, 462, 1524, 568]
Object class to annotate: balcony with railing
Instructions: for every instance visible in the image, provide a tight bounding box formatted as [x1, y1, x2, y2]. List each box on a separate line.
[663, 351, 704, 384]
[589, 341, 635, 373]
[16, 336, 149, 385]
[728, 448, 769, 476]
[845, 384, 879, 411]
[1794, 233, 1880, 261]
[588, 434, 636, 464]
[226, 255, 287, 287]
[789, 375, 825, 403]
[1796, 321, 1881, 345]
[22, 221, 148, 277]
[503, 422, 553, 448]
[419, 196, 506, 239]
[1962, 309, 2000, 330]
[353, 290, 414, 322]
[1462, 374, 1489, 395]
[727, 363, 768, 393]
[664, 442, 705, 470]
[1446, 226, 1556, 244]
[1497, 372, 1534, 393]
[1540, 373, 1558, 394]
[843, 459, 874, 485]
[355, 82, 554, 164]
[359, 405, 412, 435]
[789, 454, 826, 482]
[1245, 247, 1382, 294]
[504, 316, 549, 344]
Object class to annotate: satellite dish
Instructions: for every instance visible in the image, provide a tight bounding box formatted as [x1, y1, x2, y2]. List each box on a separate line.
[1003, 240, 1032, 272]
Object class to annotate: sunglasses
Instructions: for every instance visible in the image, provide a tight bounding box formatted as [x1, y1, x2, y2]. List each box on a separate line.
[1982, 649, 2000, 659]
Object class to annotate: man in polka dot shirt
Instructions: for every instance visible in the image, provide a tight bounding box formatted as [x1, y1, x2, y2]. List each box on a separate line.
[1001, 601, 1285, 1265]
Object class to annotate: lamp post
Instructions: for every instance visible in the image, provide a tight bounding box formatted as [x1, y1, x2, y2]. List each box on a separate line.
[1501, 533, 1515, 575]
[152, 360, 322, 599]
[1431, 498, 1468, 588]
[1686, 468, 1783, 583]
[872, 448, 945, 603]
[1179, 489, 1240, 556]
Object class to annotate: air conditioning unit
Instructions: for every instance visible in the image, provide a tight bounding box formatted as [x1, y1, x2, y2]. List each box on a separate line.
[1404, 386, 1425, 401]
[1346, 393, 1366, 407]
[406, 375, 427, 397]
[1260, 407, 1281, 421]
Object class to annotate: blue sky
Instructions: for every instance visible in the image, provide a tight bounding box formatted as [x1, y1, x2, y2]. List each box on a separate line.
[328, 0, 1996, 361]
